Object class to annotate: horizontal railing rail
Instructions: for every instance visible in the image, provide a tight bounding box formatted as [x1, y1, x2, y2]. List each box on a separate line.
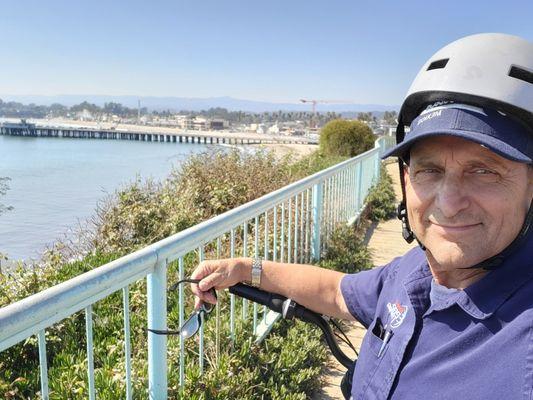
[0, 135, 395, 399]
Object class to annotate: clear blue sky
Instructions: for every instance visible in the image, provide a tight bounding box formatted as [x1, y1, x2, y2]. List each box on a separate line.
[1, 0, 532, 105]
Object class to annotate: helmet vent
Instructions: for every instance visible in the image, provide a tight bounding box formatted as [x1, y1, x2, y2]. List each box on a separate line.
[509, 65, 533, 85]
[427, 58, 449, 71]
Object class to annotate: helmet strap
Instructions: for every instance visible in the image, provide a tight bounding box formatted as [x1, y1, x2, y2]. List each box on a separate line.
[397, 173, 427, 250]
[395, 118, 421, 246]
[398, 201, 415, 243]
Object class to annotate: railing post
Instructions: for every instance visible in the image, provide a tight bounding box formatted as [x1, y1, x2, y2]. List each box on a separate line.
[37, 330, 49, 400]
[357, 162, 364, 212]
[311, 181, 323, 261]
[374, 151, 381, 182]
[147, 259, 168, 400]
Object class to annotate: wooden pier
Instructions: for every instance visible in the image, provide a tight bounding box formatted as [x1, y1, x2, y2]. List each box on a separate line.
[0, 121, 317, 146]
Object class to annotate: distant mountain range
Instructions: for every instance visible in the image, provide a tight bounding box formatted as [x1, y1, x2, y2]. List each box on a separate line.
[0, 94, 399, 114]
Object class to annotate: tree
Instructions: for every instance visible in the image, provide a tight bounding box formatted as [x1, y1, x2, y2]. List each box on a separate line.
[319, 119, 376, 157]
[49, 103, 68, 117]
[357, 112, 374, 122]
[103, 102, 126, 115]
[383, 110, 398, 124]
[70, 101, 100, 115]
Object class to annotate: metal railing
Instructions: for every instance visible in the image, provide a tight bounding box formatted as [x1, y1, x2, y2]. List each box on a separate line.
[0, 136, 395, 399]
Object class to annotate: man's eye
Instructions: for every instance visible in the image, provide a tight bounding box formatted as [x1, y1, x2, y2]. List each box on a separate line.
[472, 168, 495, 175]
[418, 168, 439, 174]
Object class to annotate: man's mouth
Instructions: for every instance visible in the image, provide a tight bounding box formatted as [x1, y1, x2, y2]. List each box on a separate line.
[429, 221, 482, 233]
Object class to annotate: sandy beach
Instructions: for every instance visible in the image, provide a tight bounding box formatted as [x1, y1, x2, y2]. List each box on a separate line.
[251, 143, 318, 158]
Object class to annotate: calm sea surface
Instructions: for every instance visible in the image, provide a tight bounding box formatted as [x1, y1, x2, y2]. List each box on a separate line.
[0, 135, 222, 261]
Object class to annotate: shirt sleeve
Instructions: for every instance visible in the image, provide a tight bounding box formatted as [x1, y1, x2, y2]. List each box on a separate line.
[340, 260, 398, 328]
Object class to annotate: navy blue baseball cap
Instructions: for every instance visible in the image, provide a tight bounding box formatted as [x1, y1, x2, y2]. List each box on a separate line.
[382, 104, 533, 163]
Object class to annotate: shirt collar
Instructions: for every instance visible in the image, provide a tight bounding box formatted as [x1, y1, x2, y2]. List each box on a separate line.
[426, 279, 462, 315]
[403, 229, 533, 320]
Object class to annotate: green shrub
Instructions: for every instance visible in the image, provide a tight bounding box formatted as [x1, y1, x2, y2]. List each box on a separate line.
[319, 119, 375, 157]
[181, 320, 326, 399]
[319, 224, 373, 274]
[288, 150, 346, 178]
[93, 149, 297, 253]
[92, 148, 347, 255]
[166, 149, 295, 220]
[365, 166, 397, 221]
[93, 178, 196, 254]
[318, 165, 397, 273]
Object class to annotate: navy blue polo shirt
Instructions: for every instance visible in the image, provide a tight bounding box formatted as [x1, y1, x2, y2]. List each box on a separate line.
[341, 229, 533, 400]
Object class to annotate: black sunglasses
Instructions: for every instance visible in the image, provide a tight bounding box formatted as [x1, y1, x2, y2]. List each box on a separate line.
[147, 278, 217, 338]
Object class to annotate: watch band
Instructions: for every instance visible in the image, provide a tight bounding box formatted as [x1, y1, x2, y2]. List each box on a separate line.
[250, 257, 262, 288]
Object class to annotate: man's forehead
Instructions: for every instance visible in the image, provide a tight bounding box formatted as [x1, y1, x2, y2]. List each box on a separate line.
[409, 136, 515, 167]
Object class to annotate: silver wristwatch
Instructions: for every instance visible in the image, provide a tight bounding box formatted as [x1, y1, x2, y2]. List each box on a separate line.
[250, 257, 262, 288]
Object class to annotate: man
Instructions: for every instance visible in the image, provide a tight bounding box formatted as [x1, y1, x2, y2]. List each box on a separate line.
[191, 33, 533, 399]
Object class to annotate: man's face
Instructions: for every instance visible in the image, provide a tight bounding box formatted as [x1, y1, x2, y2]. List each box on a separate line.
[404, 136, 533, 270]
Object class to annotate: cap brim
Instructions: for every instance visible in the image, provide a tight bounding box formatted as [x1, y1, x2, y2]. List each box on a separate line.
[381, 129, 532, 163]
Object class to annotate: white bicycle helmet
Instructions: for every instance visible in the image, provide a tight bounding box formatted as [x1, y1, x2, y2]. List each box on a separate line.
[400, 33, 533, 130]
[390, 33, 533, 269]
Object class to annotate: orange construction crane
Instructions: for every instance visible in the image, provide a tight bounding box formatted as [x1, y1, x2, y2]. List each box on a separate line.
[300, 99, 350, 128]
[300, 99, 320, 114]
[300, 99, 327, 128]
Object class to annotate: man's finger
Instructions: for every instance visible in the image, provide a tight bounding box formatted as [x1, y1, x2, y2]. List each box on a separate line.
[190, 260, 214, 280]
[194, 297, 202, 310]
[191, 286, 207, 304]
[199, 271, 225, 291]
[202, 291, 218, 305]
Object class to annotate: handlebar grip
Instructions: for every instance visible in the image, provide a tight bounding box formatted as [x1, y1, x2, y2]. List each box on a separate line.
[228, 283, 287, 313]
[229, 283, 355, 369]
[292, 303, 320, 323]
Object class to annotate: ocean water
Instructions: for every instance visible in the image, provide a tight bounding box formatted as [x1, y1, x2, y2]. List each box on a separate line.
[0, 134, 220, 261]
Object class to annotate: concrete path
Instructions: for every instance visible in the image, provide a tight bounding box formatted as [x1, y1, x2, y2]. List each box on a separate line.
[312, 162, 417, 399]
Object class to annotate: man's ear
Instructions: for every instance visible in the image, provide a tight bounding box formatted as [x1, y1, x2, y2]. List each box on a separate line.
[403, 163, 411, 186]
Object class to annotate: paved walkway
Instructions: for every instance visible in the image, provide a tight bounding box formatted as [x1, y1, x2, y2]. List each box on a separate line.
[312, 162, 416, 399]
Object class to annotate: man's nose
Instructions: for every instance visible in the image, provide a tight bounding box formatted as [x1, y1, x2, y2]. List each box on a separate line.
[434, 175, 470, 218]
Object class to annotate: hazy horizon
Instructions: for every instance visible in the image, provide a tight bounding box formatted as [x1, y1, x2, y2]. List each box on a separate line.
[0, 94, 399, 113]
[1, 1, 531, 105]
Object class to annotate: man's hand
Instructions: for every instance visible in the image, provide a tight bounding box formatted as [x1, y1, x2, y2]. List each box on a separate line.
[190, 258, 250, 308]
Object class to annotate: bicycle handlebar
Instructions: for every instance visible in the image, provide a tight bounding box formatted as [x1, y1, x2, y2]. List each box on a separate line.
[229, 283, 354, 369]
[228, 283, 287, 312]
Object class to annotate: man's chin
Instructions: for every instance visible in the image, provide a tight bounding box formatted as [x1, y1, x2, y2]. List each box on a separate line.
[425, 243, 483, 270]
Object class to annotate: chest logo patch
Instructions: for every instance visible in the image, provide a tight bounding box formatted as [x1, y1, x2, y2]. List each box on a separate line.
[387, 301, 408, 329]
